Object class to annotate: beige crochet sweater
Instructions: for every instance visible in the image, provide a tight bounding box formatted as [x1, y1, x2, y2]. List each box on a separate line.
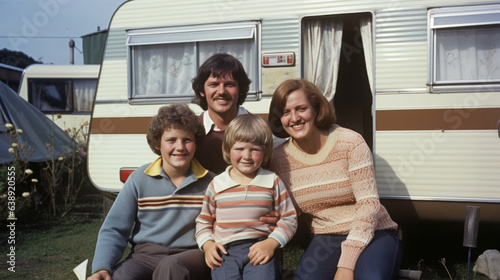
[270, 125, 398, 270]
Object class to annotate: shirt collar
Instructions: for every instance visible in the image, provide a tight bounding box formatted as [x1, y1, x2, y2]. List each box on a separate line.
[202, 106, 249, 133]
[213, 166, 276, 192]
[144, 156, 209, 179]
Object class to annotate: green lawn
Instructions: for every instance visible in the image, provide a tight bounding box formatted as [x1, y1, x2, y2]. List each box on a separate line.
[1, 216, 105, 280]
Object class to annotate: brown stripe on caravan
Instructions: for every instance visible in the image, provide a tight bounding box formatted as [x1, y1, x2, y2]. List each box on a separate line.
[90, 114, 269, 134]
[376, 108, 500, 131]
[90, 109, 499, 134]
[90, 117, 152, 134]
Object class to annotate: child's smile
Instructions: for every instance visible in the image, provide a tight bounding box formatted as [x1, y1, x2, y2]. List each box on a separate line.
[229, 141, 264, 183]
[157, 127, 196, 176]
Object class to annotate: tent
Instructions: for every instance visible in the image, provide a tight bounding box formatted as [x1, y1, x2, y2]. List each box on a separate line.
[0, 81, 76, 163]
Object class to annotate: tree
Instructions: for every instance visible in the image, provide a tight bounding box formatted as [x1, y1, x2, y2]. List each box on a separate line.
[0, 48, 42, 68]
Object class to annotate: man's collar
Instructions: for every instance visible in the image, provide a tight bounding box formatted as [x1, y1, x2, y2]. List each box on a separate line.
[202, 106, 249, 133]
[213, 166, 275, 192]
[144, 156, 209, 179]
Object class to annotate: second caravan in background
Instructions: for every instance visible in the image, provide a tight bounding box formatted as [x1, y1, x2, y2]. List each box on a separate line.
[18, 64, 100, 133]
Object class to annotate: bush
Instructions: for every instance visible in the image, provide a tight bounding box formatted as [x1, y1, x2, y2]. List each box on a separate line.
[0, 119, 91, 222]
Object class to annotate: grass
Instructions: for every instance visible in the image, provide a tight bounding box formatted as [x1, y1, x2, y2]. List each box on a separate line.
[0, 215, 103, 279]
[0, 199, 496, 280]
[0, 198, 129, 280]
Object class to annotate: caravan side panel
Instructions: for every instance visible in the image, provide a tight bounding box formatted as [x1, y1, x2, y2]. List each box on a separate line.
[88, 0, 500, 222]
[373, 4, 500, 221]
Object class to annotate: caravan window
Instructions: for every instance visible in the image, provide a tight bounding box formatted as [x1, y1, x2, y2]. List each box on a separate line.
[28, 79, 97, 113]
[126, 21, 260, 103]
[428, 4, 500, 92]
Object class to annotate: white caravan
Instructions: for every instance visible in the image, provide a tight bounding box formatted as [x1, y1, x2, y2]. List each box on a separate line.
[19, 64, 99, 133]
[88, 0, 500, 223]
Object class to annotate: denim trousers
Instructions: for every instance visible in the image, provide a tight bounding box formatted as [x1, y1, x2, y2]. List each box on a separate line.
[294, 230, 402, 280]
[211, 239, 282, 280]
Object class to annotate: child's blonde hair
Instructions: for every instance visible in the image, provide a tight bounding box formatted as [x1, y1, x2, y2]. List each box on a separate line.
[222, 114, 273, 167]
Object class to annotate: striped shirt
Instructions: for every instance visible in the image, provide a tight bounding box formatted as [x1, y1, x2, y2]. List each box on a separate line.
[195, 167, 297, 248]
[91, 157, 214, 274]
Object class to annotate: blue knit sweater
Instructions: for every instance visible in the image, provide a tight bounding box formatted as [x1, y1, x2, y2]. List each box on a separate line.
[91, 157, 215, 274]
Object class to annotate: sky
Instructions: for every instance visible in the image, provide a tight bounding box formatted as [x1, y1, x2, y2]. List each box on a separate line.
[0, 0, 127, 65]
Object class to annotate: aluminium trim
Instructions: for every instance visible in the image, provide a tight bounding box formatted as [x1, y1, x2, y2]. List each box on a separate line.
[379, 195, 500, 203]
[95, 100, 130, 104]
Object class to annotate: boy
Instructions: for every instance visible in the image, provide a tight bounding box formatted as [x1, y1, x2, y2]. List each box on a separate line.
[88, 105, 213, 280]
[195, 114, 297, 280]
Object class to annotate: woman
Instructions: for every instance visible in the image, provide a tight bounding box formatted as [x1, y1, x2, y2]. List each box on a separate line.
[268, 79, 401, 280]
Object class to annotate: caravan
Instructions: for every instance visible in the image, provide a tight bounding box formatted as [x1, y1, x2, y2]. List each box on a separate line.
[88, 0, 500, 223]
[19, 64, 99, 133]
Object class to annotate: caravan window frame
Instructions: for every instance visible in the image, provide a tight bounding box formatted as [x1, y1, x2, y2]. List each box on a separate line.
[126, 21, 262, 104]
[27, 78, 97, 114]
[428, 4, 500, 93]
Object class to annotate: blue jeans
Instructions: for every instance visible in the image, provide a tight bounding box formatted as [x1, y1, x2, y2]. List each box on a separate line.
[211, 239, 282, 280]
[294, 230, 402, 280]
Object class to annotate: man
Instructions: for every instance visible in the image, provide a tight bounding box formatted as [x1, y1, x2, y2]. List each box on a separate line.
[192, 53, 252, 174]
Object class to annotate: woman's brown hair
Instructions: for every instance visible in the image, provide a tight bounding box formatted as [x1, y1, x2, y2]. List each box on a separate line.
[268, 79, 336, 138]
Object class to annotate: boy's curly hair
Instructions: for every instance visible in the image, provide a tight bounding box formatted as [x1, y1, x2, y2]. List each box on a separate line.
[146, 104, 205, 155]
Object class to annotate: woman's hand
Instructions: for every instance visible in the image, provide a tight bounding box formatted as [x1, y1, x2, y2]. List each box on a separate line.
[87, 270, 111, 280]
[259, 210, 280, 231]
[202, 240, 227, 270]
[248, 238, 280, 265]
[333, 267, 354, 280]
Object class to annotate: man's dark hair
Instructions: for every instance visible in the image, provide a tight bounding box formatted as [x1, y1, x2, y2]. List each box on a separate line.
[191, 53, 251, 110]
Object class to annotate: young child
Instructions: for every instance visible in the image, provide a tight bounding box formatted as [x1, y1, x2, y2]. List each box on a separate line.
[195, 114, 297, 280]
[89, 104, 214, 280]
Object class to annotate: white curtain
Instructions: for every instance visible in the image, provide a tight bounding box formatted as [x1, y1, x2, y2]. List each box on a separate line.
[73, 79, 97, 112]
[199, 39, 255, 86]
[133, 39, 255, 97]
[359, 16, 373, 93]
[302, 18, 343, 101]
[134, 43, 195, 96]
[436, 26, 500, 82]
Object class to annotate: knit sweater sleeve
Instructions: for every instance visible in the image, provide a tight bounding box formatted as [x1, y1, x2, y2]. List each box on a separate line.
[195, 181, 216, 249]
[268, 175, 298, 247]
[338, 135, 382, 270]
[91, 176, 139, 274]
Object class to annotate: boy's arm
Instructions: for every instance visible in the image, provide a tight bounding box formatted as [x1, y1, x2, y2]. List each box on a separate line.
[248, 238, 280, 265]
[196, 183, 229, 268]
[195, 183, 217, 249]
[267, 176, 298, 247]
[202, 240, 228, 269]
[91, 180, 138, 274]
[87, 270, 111, 280]
[249, 176, 297, 265]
